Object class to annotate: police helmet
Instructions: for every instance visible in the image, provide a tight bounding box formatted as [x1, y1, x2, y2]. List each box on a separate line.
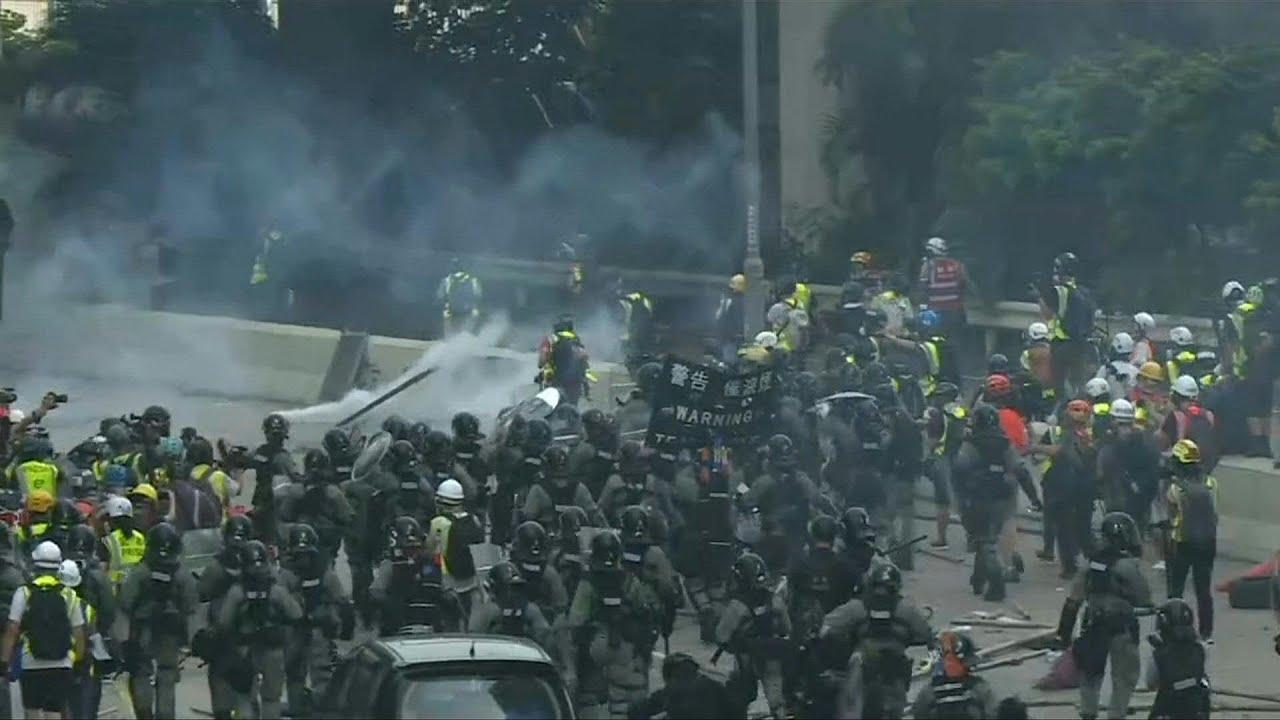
[146, 522, 183, 568]
[382, 415, 410, 441]
[988, 353, 1010, 375]
[932, 381, 960, 404]
[512, 521, 549, 566]
[842, 507, 876, 546]
[618, 505, 651, 545]
[303, 448, 332, 480]
[1155, 598, 1196, 640]
[524, 420, 553, 455]
[487, 560, 527, 599]
[862, 361, 890, 387]
[388, 440, 419, 473]
[636, 363, 663, 396]
[808, 514, 839, 546]
[731, 553, 769, 597]
[391, 516, 426, 549]
[582, 408, 606, 435]
[767, 434, 797, 471]
[239, 540, 271, 582]
[589, 531, 623, 573]
[287, 523, 320, 557]
[542, 445, 570, 477]
[322, 428, 352, 460]
[1053, 251, 1079, 278]
[423, 431, 453, 463]
[262, 413, 289, 441]
[186, 436, 215, 466]
[223, 514, 254, 544]
[617, 441, 648, 477]
[407, 422, 432, 453]
[451, 412, 483, 442]
[1098, 512, 1141, 556]
[66, 524, 98, 562]
[105, 424, 133, 451]
[870, 383, 897, 409]
[865, 562, 903, 598]
[971, 404, 1001, 431]
[558, 506, 589, 540]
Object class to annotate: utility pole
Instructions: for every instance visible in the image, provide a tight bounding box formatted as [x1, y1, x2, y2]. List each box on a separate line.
[741, 0, 766, 339]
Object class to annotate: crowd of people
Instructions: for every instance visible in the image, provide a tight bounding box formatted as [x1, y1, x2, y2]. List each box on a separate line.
[0, 239, 1266, 719]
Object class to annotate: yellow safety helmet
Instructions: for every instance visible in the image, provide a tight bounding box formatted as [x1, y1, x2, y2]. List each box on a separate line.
[129, 483, 159, 504]
[729, 274, 747, 293]
[1172, 439, 1202, 465]
[26, 490, 54, 514]
[1138, 361, 1164, 383]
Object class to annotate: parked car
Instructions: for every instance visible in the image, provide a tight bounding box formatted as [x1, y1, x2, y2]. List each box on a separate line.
[319, 633, 575, 719]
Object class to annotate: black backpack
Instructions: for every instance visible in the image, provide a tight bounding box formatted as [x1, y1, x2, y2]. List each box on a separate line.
[1062, 285, 1098, 340]
[1178, 479, 1217, 545]
[22, 584, 72, 660]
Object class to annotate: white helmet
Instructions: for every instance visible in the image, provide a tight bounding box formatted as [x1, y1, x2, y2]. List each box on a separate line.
[32, 541, 62, 570]
[1110, 398, 1136, 422]
[1169, 326, 1194, 347]
[1132, 312, 1155, 333]
[754, 331, 779, 349]
[1222, 280, 1245, 302]
[105, 496, 134, 519]
[766, 302, 791, 328]
[1026, 322, 1050, 342]
[925, 236, 948, 255]
[1084, 377, 1110, 399]
[1172, 375, 1199, 399]
[1110, 332, 1135, 356]
[7, 409, 23, 425]
[437, 478, 464, 504]
[58, 559, 81, 588]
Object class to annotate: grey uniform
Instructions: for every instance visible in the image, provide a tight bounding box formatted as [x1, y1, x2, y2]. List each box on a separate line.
[820, 597, 932, 719]
[1064, 555, 1153, 720]
[275, 484, 352, 560]
[120, 561, 198, 720]
[467, 597, 556, 657]
[217, 579, 304, 720]
[197, 560, 240, 719]
[522, 480, 605, 529]
[952, 439, 1023, 600]
[280, 565, 350, 716]
[566, 574, 661, 719]
[715, 594, 791, 718]
[910, 673, 999, 719]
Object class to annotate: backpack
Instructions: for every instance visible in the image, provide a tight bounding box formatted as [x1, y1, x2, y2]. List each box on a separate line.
[175, 471, 223, 531]
[1177, 479, 1217, 544]
[1062, 285, 1097, 340]
[22, 584, 72, 660]
[550, 336, 584, 384]
[446, 274, 478, 314]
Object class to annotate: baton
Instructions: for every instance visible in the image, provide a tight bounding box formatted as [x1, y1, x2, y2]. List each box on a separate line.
[337, 368, 436, 426]
[877, 534, 929, 558]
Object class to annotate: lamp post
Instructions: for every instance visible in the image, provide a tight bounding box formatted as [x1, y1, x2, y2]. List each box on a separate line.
[741, 0, 765, 339]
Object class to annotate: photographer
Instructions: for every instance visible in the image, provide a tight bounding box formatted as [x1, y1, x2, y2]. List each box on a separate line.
[2, 391, 65, 465]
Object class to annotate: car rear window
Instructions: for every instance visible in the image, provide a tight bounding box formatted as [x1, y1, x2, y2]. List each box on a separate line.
[398, 672, 565, 719]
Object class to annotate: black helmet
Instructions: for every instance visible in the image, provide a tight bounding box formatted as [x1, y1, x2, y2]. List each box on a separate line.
[589, 531, 623, 573]
[862, 361, 890, 387]
[423, 431, 453, 466]
[303, 448, 331, 480]
[391, 516, 426, 550]
[866, 562, 903, 598]
[931, 382, 960, 404]
[1155, 598, 1196, 640]
[239, 540, 271, 584]
[382, 415, 410, 441]
[935, 630, 979, 668]
[524, 419, 552, 455]
[287, 523, 320, 556]
[842, 507, 876, 546]
[617, 441, 648, 477]
[451, 412, 483, 442]
[146, 522, 183, 568]
[52, 498, 84, 529]
[794, 372, 819, 403]
[808, 514, 838, 546]
[987, 353, 1010, 375]
[558, 506, 588, 539]
[186, 436, 215, 465]
[512, 521, 549, 567]
[263, 413, 290, 442]
[731, 553, 769, 597]
[389, 440, 419, 473]
[322, 428, 352, 461]
[636, 363, 663, 396]
[971, 404, 1000, 431]
[870, 383, 897, 409]
[553, 315, 575, 334]
[66, 524, 98, 562]
[223, 514, 253, 543]
[487, 560, 527, 600]
[105, 423, 133, 451]
[542, 445, 570, 478]
[408, 422, 432, 453]
[767, 434, 796, 472]
[1098, 512, 1141, 556]
[1053, 251, 1079, 278]
[864, 308, 887, 333]
[582, 408, 606, 437]
[619, 505, 651, 545]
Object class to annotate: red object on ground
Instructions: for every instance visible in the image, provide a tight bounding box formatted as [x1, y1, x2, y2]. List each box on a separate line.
[1035, 650, 1081, 690]
[1216, 557, 1277, 593]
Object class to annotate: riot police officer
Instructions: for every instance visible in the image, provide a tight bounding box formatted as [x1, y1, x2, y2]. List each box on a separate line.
[280, 523, 353, 718]
[422, 430, 477, 505]
[120, 522, 197, 720]
[276, 449, 351, 563]
[370, 516, 464, 635]
[491, 415, 530, 545]
[570, 409, 620, 500]
[195, 515, 253, 719]
[820, 563, 932, 719]
[715, 552, 791, 719]
[1147, 598, 1210, 720]
[744, 434, 818, 573]
[551, 506, 589, 602]
[566, 531, 661, 719]
[524, 445, 605, 529]
[840, 506, 879, 589]
[217, 540, 303, 720]
[618, 506, 678, 651]
[1055, 512, 1153, 720]
[321, 428, 357, 479]
[368, 440, 436, 537]
[511, 520, 570, 619]
[598, 441, 673, 538]
[467, 560, 555, 654]
[451, 412, 492, 504]
[952, 405, 1027, 602]
[250, 413, 295, 546]
[789, 514, 858, 638]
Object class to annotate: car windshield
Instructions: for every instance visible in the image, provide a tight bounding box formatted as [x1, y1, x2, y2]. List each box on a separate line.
[398, 672, 564, 719]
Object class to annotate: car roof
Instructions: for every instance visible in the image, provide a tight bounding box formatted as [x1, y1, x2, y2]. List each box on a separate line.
[374, 634, 555, 668]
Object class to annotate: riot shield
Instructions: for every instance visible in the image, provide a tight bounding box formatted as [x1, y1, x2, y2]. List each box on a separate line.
[352, 432, 392, 481]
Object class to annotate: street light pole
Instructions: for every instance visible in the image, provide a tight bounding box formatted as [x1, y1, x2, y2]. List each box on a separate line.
[741, 0, 765, 340]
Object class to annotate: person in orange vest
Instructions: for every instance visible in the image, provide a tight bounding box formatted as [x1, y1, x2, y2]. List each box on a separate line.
[915, 237, 971, 333]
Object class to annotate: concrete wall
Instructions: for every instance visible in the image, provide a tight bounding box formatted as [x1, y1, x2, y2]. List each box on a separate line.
[778, 1, 843, 215]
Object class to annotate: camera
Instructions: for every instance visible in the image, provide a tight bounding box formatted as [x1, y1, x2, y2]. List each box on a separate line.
[48, 393, 68, 404]
[0, 388, 15, 405]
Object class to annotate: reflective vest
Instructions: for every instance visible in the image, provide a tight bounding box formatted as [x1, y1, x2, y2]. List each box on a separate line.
[441, 272, 481, 317]
[429, 515, 454, 576]
[1049, 282, 1075, 340]
[249, 230, 282, 286]
[190, 464, 234, 515]
[619, 292, 653, 340]
[785, 283, 813, 313]
[14, 460, 58, 498]
[920, 337, 951, 396]
[105, 528, 147, 588]
[1229, 302, 1258, 377]
[921, 257, 964, 311]
[21, 575, 79, 661]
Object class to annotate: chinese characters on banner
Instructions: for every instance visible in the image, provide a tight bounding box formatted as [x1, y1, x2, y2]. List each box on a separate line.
[645, 358, 779, 451]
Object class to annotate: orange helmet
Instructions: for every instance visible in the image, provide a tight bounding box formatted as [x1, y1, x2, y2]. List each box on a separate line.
[851, 251, 873, 267]
[985, 374, 1014, 398]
